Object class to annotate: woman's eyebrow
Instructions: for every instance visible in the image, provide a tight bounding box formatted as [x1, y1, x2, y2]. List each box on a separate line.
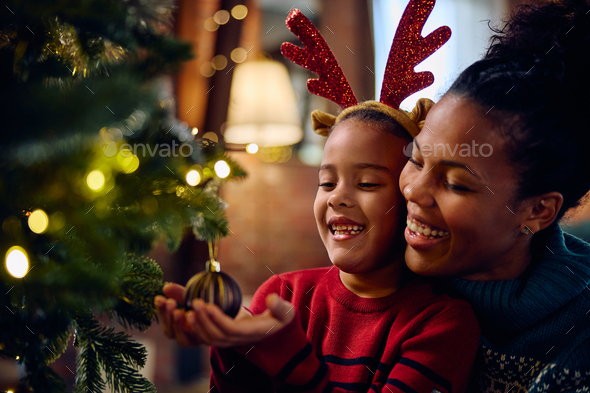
[438, 160, 482, 180]
[318, 163, 390, 173]
[415, 140, 483, 181]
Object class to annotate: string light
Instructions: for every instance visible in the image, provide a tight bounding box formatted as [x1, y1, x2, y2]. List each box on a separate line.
[231, 5, 248, 20]
[213, 10, 230, 25]
[5, 246, 29, 279]
[211, 55, 228, 70]
[28, 209, 49, 234]
[230, 47, 247, 63]
[204, 17, 219, 32]
[186, 170, 201, 186]
[86, 170, 105, 191]
[214, 160, 230, 178]
[246, 143, 259, 154]
[191, 127, 199, 135]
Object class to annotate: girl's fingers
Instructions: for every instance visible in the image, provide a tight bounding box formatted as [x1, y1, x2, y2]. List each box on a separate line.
[173, 310, 199, 347]
[163, 283, 186, 302]
[195, 303, 228, 346]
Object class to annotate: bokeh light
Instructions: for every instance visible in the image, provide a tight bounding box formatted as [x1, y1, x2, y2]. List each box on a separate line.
[200, 62, 215, 77]
[214, 160, 231, 178]
[230, 47, 248, 63]
[214, 10, 230, 25]
[28, 209, 49, 234]
[246, 143, 259, 154]
[86, 170, 105, 191]
[5, 246, 29, 278]
[211, 55, 228, 70]
[192, 127, 199, 135]
[204, 17, 219, 32]
[186, 170, 201, 186]
[231, 5, 248, 20]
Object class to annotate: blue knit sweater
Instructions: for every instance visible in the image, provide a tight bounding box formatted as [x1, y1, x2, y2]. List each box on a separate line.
[450, 224, 590, 392]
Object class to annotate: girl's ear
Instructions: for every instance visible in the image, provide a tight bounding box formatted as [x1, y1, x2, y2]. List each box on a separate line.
[521, 192, 564, 234]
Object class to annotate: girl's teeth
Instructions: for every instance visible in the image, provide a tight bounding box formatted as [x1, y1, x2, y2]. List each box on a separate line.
[431, 230, 437, 236]
[417, 227, 424, 234]
[410, 223, 418, 232]
[353, 226, 358, 230]
[423, 227, 431, 236]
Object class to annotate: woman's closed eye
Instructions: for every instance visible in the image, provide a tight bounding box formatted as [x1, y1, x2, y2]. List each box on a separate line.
[444, 182, 472, 192]
[408, 157, 423, 168]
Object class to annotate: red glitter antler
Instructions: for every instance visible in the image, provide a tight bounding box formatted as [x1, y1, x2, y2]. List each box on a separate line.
[380, 0, 451, 108]
[280, 9, 358, 109]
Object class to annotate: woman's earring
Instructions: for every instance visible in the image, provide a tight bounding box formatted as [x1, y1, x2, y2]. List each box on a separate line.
[522, 226, 531, 235]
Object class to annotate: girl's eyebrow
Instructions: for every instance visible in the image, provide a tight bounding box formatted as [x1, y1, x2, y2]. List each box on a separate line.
[319, 163, 391, 173]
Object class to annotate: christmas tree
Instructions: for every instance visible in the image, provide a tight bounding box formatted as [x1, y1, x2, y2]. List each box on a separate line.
[0, 0, 245, 391]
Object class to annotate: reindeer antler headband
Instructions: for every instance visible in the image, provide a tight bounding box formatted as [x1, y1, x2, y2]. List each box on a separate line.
[281, 0, 451, 138]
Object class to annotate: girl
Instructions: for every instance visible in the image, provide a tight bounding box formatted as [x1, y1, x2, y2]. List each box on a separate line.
[400, 0, 590, 390]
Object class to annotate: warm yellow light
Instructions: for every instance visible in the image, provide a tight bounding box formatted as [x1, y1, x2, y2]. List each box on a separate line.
[5, 246, 29, 279]
[214, 160, 230, 178]
[186, 170, 201, 186]
[28, 210, 49, 234]
[191, 127, 199, 135]
[211, 55, 228, 70]
[204, 17, 219, 32]
[86, 170, 105, 191]
[230, 47, 248, 63]
[246, 143, 259, 154]
[213, 10, 230, 25]
[231, 4, 248, 20]
[200, 62, 215, 77]
[8, 390, 14, 393]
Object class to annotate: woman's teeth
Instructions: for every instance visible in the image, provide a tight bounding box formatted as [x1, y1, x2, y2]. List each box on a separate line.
[407, 218, 449, 239]
[331, 224, 365, 235]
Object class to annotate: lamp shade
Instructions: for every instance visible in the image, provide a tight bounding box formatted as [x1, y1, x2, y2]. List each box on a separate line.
[224, 60, 303, 147]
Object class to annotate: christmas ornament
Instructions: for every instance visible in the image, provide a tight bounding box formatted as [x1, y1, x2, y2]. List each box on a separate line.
[184, 240, 242, 318]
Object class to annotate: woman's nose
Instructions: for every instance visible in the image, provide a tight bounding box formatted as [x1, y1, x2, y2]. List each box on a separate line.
[403, 170, 436, 208]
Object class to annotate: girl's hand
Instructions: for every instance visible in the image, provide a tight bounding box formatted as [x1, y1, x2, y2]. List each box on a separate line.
[155, 283, 203, 347]
[185, 293, 295, 348]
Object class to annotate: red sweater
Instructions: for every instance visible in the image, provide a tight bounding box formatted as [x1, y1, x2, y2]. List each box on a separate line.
[210, 267, 480, 392]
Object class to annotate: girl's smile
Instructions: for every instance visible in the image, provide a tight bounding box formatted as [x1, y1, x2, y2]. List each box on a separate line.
[314, 119, 409, 288]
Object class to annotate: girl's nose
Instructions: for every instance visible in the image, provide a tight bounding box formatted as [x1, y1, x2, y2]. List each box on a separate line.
[328, 185, 354, 208]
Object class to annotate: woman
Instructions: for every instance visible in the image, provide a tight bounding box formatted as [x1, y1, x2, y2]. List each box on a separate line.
[399, 0, 590, 390]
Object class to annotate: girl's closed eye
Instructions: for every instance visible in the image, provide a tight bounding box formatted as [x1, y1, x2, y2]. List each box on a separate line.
[319, 182, 335, 189]
[359, 183, 380, 188]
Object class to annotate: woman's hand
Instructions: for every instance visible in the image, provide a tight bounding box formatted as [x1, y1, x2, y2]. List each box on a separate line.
[185, 292, 295, 348]
[155, 283, 295, 348]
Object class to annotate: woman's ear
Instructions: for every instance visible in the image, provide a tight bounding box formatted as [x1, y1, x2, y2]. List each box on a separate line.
[521, 192, 564, 234]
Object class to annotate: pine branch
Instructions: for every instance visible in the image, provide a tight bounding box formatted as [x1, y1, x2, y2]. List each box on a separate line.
[112, 254, 163, 331]
[74, 313, 155, 393]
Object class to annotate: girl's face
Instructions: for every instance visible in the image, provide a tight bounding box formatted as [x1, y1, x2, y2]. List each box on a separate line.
[314, 120, 408, 274]
[399, 94, 531, 280]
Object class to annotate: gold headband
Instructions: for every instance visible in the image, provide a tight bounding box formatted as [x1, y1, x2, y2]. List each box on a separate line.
[310, 98, 435, 138]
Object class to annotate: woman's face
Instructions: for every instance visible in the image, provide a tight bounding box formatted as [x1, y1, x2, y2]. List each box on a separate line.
[314, 120, 408, 275]
[399, 94, 531, 280]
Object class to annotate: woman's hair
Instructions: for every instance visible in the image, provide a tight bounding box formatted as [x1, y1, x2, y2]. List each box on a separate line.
[333, 109, 412, 142]
[447, 0, 590, 221]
